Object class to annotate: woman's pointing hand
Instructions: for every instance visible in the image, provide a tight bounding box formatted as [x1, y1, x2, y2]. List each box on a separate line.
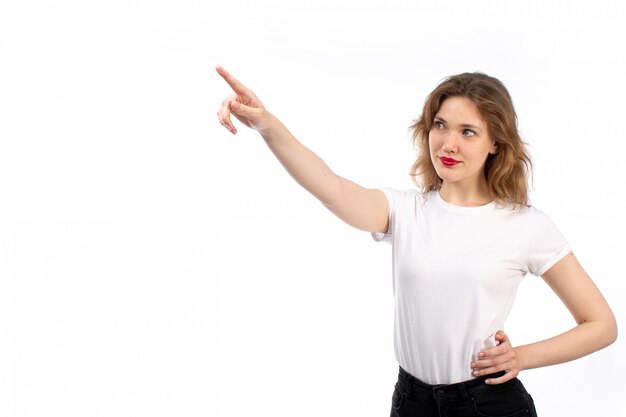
[215, 64, 272, 134]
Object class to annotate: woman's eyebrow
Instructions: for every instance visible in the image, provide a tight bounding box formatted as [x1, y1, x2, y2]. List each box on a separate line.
[434, 116, 482, 132]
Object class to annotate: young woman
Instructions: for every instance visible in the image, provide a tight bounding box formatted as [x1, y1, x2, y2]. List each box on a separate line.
[215, 65, 617, 417]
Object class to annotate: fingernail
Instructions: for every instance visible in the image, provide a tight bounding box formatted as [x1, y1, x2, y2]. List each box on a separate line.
[479, 352, 485, 357]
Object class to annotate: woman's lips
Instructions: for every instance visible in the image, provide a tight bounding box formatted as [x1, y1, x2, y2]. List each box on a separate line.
[440, 157, 461, 166]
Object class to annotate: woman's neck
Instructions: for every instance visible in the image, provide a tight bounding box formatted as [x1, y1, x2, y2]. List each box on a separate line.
[438, 183, 493, 207]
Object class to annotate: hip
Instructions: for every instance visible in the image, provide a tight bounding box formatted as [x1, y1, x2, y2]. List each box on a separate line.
[390, 365, 538, 417]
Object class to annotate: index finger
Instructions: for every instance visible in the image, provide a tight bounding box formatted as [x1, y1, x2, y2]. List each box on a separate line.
[215, 64, 249, 94]
[479, 343, 507, 358]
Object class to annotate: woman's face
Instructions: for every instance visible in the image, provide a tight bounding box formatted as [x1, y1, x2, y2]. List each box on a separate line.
[428, 96, 498, 189]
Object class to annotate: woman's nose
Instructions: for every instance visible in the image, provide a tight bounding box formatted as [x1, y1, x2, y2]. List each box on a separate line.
[442, 135, 459, 152]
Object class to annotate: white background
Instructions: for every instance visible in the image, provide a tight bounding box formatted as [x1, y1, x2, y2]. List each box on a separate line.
[1, 0, 625, 416]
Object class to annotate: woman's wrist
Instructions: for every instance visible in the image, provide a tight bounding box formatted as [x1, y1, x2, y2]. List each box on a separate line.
[258, 110, 281, 138]
[513, 346, 526, 372]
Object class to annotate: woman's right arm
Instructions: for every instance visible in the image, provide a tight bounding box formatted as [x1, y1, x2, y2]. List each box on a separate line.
[216, 65, 389, 234]
[259, 113, 389, 234]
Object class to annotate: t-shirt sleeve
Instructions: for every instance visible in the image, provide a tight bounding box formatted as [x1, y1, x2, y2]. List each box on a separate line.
[370, 187, 395, 244]
[526, 209, 572, 277]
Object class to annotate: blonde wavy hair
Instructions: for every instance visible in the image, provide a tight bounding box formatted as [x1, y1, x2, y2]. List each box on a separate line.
[408, 72, 534, 210]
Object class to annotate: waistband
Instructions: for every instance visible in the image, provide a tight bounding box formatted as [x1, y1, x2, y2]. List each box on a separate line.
[397, 365, 516, 400]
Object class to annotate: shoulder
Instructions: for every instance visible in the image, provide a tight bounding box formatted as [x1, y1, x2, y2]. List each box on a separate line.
[379, 186, 427, 203]
[521, 204, 557, 225]
[515, 204, 567, 243]
[496, 200, 548, 219]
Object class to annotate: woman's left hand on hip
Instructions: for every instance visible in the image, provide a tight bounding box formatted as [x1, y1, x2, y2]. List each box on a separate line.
[470, 330, 522, 385]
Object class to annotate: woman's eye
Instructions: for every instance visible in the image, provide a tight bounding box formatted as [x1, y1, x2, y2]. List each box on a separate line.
[435, 122, 444, 129]
[463, 129, 475, 137]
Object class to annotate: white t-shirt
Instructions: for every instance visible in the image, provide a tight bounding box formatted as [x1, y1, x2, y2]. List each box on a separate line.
[371, 187, 571, 384]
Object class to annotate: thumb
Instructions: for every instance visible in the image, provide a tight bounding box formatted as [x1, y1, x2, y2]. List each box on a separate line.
[231, 101, 252, 116]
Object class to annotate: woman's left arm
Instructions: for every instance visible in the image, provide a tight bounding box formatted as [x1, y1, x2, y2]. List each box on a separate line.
[471, 251, 618, 384]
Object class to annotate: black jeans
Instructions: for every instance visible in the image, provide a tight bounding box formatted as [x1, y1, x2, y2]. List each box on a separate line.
[390, 366, 538, 417]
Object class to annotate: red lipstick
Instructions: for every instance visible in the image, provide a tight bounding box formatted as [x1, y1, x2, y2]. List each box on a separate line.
[440, 156, 461, 166]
